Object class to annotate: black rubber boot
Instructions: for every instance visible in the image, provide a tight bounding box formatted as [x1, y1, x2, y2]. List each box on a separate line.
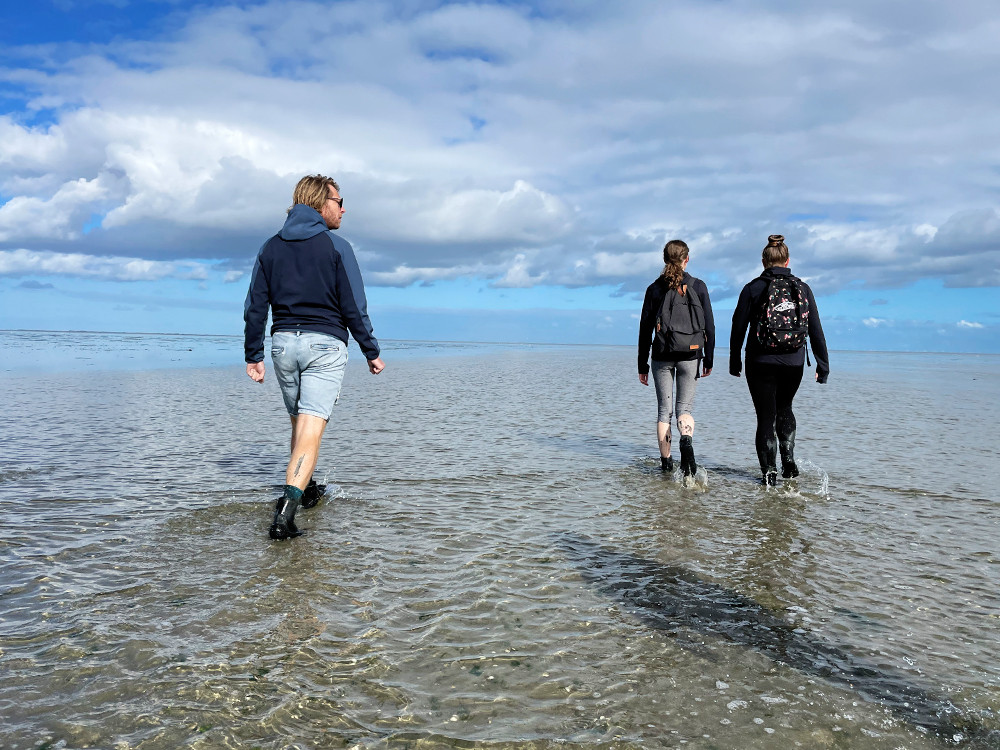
[779, 434, 798, 479]
[661, 456, 674, 472]
[270, 495, 302, 540]
[762, 470, 778, 487]
[301, 478, 326, 509]
[679, 436, 696, 478]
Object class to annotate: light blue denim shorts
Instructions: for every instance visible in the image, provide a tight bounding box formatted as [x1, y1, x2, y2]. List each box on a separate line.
[270, 331, 348, 420]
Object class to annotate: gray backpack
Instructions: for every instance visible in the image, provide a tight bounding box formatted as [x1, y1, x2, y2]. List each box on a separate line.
[655, 284, 706, 357]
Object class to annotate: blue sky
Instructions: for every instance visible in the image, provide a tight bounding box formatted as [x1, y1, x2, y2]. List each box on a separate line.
[1, 0, 998, 352]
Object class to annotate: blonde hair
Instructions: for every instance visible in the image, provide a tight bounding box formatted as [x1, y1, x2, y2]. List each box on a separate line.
[290, 174, 340, 213]
[762, 234, 789, 267]
[661, 239, 689, 293]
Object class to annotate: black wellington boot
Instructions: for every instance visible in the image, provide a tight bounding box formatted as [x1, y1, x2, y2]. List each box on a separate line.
[679, 436, 696, 478]
[779, 435, 798, 478]
[270, 495, 302, 540]
[661, 456, 674, 472]
[301, 478, 326, 509]
[778, 418, 798, 479]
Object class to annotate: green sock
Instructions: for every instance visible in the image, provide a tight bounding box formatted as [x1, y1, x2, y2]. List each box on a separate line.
[283, 485, 304, 501]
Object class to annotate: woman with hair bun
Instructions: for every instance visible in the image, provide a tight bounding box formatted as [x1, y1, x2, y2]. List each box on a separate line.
[730, 235, 829, 486]
[638, 239, 715, 478]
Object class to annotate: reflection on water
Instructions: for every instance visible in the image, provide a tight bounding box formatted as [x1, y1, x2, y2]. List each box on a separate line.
[560, 533, 993, 745]
[1, 335, 999, 748]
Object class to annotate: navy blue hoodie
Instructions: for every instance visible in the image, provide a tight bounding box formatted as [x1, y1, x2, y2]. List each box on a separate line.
[243, 204, 380, 363]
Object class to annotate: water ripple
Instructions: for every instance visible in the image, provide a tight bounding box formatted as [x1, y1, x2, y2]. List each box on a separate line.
[1, 345, 999, 748]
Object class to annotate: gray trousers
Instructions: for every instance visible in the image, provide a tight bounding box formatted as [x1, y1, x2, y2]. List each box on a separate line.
[651, 358, 699, 434]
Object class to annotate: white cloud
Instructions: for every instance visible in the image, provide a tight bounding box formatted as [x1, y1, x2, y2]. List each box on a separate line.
[358, 180, 571, 245]
[957, 320, 984, 329]
[863, 317, 889, 327]
[592, 251, 662, 279]
[368, 263, 483, 287]
[0, 173, 122, 241]
[492, 253, 548, 288]
[0, 0, 998, 300]
[0, 249, 209, 281]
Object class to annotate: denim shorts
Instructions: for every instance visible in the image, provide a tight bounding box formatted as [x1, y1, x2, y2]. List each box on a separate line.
[270, 331, 348, 420]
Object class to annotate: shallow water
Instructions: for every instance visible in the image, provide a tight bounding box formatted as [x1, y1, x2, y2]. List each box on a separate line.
[1, 332, 999, 748]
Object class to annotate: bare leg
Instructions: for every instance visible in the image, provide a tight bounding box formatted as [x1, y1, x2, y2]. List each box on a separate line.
[656, 420, 672, 458]
[285, 414, 328, 491]
[677, 413, 695, 438]
[678, 413, 697, 477]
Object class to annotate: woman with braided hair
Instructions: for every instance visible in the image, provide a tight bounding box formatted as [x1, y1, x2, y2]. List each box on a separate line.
[638, 239, 715, 478]
[730, 235, 830, 486]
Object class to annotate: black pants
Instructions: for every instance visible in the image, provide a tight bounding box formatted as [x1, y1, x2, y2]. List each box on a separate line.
[745, 363, 803, 473]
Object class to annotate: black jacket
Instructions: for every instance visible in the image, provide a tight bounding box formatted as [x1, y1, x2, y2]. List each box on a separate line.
[729, 266, 829, 382]
[638, 272, 715, 375]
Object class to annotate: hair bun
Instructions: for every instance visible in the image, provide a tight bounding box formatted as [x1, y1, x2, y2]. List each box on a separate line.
[767, 234, 785, 246]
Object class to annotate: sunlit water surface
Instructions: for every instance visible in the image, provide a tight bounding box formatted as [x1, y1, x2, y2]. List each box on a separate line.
[1, 331, 999, 749]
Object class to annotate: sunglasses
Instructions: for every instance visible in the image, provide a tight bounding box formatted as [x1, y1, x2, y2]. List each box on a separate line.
[328, 196, 344, 208]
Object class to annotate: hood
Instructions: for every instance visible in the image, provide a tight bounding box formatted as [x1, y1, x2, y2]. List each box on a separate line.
[279, 204, 329, 241]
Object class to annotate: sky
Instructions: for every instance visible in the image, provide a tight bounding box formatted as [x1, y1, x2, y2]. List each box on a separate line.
[1, 0, 998, 353]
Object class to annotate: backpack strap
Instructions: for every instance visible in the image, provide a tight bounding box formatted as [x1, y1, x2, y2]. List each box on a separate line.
[754, 275, 773, 321]
[684, 282, 705, 377]
[656, 283, 677, 332]
[665, 285, 678, 321]
[790, 275, 811, 364]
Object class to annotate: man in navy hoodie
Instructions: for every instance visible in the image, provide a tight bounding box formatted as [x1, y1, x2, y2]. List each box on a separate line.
[244, 174, 385, 540]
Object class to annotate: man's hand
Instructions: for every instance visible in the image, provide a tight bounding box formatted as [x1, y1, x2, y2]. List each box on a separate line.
[246, 361, 265, 383]
[702, 367, 712, 377]
[638, 373, 649, 386]
[368, 357, 385, 375]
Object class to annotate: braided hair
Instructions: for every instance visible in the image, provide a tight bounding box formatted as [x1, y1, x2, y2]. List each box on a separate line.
[662, 239, 689, 293]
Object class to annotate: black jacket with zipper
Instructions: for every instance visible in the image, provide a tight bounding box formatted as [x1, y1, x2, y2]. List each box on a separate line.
[729, 266, 829, 382]
[638, 272, 715, 375]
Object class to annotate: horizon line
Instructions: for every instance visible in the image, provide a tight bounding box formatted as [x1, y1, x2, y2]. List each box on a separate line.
[1, 328, 997, 356]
